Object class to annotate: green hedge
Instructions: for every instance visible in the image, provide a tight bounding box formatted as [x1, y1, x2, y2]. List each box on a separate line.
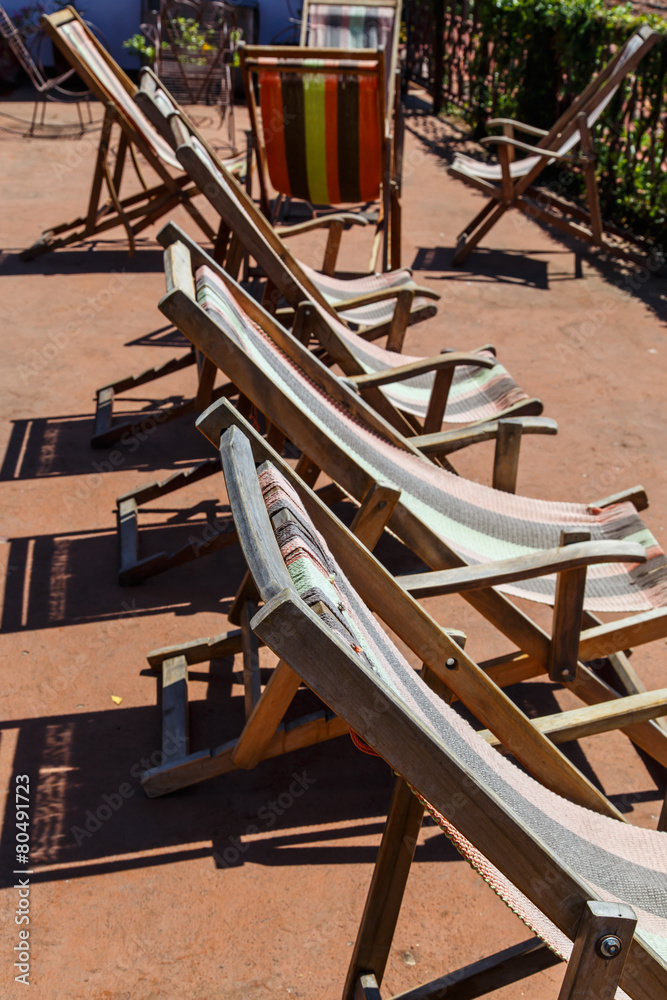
[462, 0, 667, 242]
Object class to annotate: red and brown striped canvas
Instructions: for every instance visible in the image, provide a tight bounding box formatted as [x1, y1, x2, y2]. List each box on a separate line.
[259, 464, 667, 988]
[254, 55, 383, 205]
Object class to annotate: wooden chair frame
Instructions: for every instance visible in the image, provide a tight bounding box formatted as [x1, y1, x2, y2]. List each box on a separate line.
[450, 25, 661, 268]
[147, 414, 667, 1000]
[149, 239, 667, 775]
[22, 6, 216, 260]
[140, 403, 667, 815]
[113, 227, 553, 585]
[240, 43, 400, 271]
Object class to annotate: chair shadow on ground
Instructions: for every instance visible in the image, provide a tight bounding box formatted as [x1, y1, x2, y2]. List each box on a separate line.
[0, 242, 168, 277]
[411, 246, 551, 289]
[1, 672, 659, 888]
[0, 506, 250, 633]
[0, 400, 215, 482]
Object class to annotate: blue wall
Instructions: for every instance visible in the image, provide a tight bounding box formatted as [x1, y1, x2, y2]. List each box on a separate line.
[4, 0, 298, 68]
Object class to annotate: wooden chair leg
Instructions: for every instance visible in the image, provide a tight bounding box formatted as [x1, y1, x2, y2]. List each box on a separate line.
[577, 113, 603, 246]
[342, 776, 426, 1000]
[558, 901, 636, 1000]
[161, 655, 189, 762]
[92, 351, 198, 448]
[453, 200, 507, 265]
[116, 457, 230, 585]
[547, 529, 591, 683]
[492, 419, 523, 493]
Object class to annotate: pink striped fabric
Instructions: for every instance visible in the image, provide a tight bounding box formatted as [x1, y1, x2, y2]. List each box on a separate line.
[259, 463, 667, 987]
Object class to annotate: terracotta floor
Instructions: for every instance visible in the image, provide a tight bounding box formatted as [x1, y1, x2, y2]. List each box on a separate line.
[0, 86, 666, 1000]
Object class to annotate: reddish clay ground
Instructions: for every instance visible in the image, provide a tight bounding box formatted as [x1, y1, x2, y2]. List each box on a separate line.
[0, 87, 666, 1000]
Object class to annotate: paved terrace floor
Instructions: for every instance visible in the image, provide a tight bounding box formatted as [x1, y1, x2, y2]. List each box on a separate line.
[0, 86, 666, 1000]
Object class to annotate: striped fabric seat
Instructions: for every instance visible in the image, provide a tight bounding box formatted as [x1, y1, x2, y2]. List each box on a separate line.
[60, 20, 180, 170]
[335, 332, 532, 423]
[307, 4, 395, 50]
[186, 133, 435, 331]
[194, 263, 667, 612]
[259, 464, 667, 987]
[254, 55, 383, 206]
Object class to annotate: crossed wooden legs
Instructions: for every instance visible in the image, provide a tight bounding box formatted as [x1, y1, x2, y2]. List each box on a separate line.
[344, 766, 639, 1000]
[22, 106, 215, 260]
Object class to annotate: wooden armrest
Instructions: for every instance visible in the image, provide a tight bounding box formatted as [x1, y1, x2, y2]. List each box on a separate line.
[589, 485, 648, 513]
[479, 688, 667, 748]
[487, 117, 550, 138]
[334, 284, 439, 313]
[409, 416, 558, 457]
[397, 540, 647, 599]
[480, 135, 575, 162]
[277, 214, 368, 237]
[349, 351, 496, 390]
[332, 286, 415, 311]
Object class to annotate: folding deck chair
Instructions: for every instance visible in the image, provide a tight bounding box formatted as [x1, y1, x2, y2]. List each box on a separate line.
[21, 6, 220, 260]
[240, 44, 401, 270]
[182, 415, 667, 1000]
[141, 401, 667, 810]
[299, 0, 405, 268]
[150, 236, 667, 771]
[114, 226, 555, 584]
[450, 25, 661, 268]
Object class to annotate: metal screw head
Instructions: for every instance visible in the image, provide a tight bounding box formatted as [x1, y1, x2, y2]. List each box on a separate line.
[597, 934, 623, 959]
[445, 657, 458, 670]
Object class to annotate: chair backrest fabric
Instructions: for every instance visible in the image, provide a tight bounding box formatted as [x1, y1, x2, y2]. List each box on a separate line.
[43, 12, 180, 169]
[191, 260, 667, 613]
[251, 53, 383, 204]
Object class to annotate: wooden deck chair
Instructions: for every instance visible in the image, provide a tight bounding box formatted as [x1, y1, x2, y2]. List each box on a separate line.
[184, 416, 667, 1000]
[0, 3, 93, 137]
[115, 226, 555, 584]
[240, 44, 400, 271]
[140, 403, 667, 810]
[152, 237, 667, 768]
[450, 25, 661, 268]
[21, 5, 219, 260]
[299, 0, 405, 266]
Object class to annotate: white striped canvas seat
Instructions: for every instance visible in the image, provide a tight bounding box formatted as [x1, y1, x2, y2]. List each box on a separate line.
[451, 30, 647, 185]
[180, 135, 543, 427]
[259, 462, 667, 995]
[185, 134, 436, 332]
[194, 262, 667, 613]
